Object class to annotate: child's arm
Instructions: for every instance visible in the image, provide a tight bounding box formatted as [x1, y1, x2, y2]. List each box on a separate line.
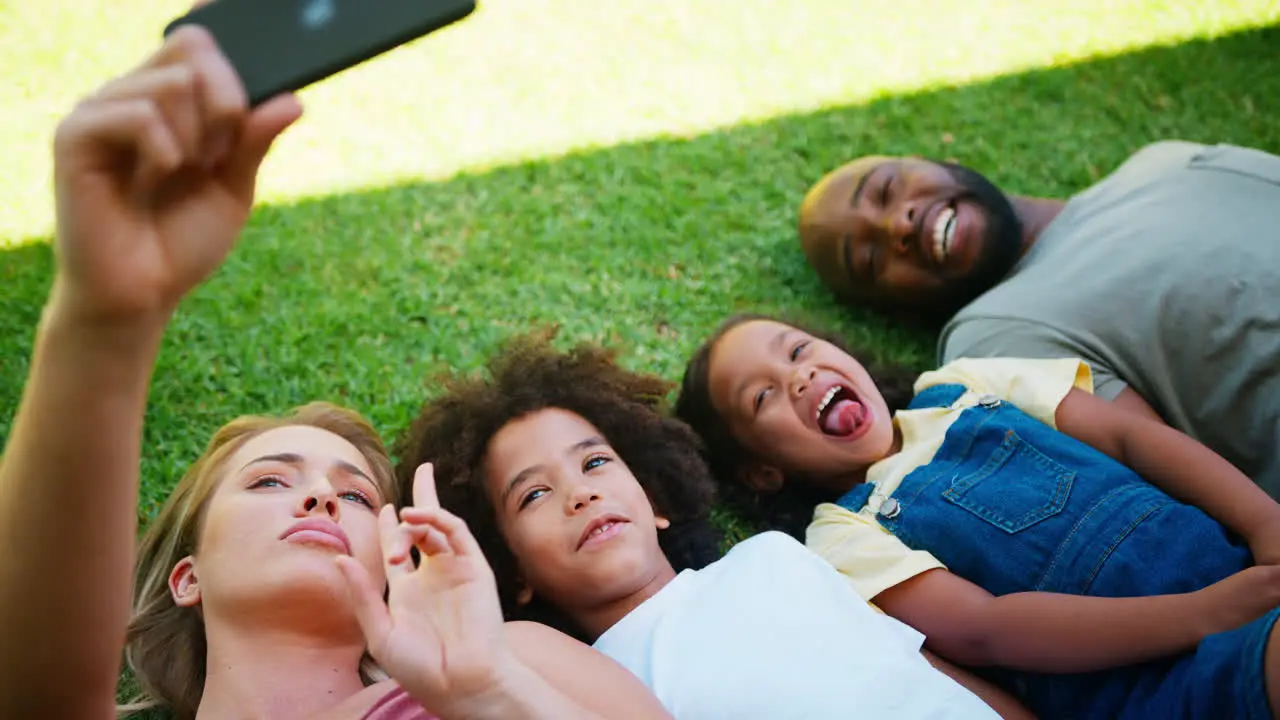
[920, 649, 1036, 720]
[875, 566, 1280, 673]
[1055, 388, 1280, 563]
[1111, 386, 1166, 424]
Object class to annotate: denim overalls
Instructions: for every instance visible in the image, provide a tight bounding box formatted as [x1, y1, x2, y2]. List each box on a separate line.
[837, 384, 1276, 720]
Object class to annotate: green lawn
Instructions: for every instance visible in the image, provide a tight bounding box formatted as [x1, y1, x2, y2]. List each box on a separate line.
[3, 0, 1280, 533]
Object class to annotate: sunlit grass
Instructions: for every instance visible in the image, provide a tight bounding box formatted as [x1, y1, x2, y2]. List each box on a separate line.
[1, 15, 1276, 518]
[2, 0, 1278, 241]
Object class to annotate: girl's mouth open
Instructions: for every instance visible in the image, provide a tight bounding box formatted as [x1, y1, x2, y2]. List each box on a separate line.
[815, 384, 872, 441]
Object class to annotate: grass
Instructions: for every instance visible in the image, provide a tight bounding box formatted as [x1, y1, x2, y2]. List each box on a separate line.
[3, 3, 1280, 538]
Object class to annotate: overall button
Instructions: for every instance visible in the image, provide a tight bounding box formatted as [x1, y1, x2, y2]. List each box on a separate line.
[977, 394, 1002, 408]
[878, 497, 902, 519]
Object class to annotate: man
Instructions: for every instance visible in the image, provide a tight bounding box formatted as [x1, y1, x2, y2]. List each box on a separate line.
[797, 141, 1280, 497]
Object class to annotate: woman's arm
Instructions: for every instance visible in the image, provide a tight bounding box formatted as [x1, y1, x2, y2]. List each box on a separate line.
[0, 26, 298, 719]
[1055, 388, 1280, 561]
[0, 312, 163, 719]
[499, 621, 672, 719]
[874, 567, 1280, 673]
[920, 649, 1035, 720]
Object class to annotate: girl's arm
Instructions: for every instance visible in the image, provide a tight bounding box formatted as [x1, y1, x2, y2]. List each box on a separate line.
[0, 27, 298, 718]
[921, 650, 1036, 720]
[875, 566, 1280, 673]
[1055, 388, 1280, 561]
[1111, 386, 1166, 424]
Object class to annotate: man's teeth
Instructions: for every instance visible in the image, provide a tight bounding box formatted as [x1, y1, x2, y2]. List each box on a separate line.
[589, 522, 615, 538]
[816, 386, 840, 422]
[932, 206, 957, 263]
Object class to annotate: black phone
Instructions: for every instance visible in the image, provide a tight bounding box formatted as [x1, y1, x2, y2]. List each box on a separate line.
[164, 0, 477, 106]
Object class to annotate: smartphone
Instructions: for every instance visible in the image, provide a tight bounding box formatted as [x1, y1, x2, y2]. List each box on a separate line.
[164, 0, 477, 106]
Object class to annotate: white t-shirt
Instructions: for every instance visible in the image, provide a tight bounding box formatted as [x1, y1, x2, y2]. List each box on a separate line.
[593, 532, 997, 719]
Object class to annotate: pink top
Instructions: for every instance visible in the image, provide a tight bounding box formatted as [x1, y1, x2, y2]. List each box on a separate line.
[361, 687, 439, 720]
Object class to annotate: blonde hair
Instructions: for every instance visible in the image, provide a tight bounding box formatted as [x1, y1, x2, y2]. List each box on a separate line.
[118, 402, 397, 720]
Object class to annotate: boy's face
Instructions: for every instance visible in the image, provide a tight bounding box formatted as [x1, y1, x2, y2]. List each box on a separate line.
[483, 408, 674, 623]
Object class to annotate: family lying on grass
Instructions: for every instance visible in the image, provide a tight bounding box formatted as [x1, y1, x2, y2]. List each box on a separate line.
[3, 25, 1280, 720]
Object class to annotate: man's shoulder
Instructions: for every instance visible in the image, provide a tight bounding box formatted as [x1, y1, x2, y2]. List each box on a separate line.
[1102, 140, 1208, 183]
[1123, 139, 1208, 165]
[938, 305, 1082, 365]
[1057, 140, 1207, 209]
[944, 284, 1051, 329]
[1077, 140, 1280, 208]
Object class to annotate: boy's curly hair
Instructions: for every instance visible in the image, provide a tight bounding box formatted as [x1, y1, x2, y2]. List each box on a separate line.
[394, 330, 721, 636]
[674, 313, 919, 540]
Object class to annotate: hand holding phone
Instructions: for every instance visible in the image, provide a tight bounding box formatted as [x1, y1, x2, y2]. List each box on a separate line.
[165, 0, 476, 106]
[50, 28, 301, 327]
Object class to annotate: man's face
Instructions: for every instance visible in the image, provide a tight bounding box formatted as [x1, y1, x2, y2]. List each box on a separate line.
[798, 156, 1024, 316]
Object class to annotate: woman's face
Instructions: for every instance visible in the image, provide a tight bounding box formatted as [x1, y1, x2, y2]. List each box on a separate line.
[169, 425, 387, 631]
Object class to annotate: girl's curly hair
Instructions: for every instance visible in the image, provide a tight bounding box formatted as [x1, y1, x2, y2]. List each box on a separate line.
[394, 330, 721, 637]
[674, 313, 919, 540]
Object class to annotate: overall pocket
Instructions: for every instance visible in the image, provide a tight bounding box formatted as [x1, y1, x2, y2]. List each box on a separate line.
[943, 429, 1074, 533]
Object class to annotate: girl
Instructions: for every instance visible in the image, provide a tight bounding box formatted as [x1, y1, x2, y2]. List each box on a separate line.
[0, 26, 667, 720]
[396, 333, 1033, 719]
[675, 312, 1280, 719]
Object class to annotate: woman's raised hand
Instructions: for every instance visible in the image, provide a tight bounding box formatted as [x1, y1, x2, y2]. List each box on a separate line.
[337, 463, 515, 716]
[49, 22, 300, 329]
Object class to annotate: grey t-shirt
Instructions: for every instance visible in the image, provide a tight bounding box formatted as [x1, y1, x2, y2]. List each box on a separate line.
[940, 141, 1280, 496]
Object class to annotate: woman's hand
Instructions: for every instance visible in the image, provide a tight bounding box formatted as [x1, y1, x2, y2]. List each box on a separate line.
[337, 464, 513, 715]
[49, 22, 300, 330]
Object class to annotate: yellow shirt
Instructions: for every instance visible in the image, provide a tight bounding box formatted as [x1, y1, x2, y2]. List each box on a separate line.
[806, 357, 1094, 601]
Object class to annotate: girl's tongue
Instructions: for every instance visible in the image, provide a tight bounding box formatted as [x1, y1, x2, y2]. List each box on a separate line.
[821, 397, 867, 437]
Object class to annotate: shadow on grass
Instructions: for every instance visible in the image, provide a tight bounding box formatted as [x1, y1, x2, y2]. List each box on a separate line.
[3, 23, 1279, 513]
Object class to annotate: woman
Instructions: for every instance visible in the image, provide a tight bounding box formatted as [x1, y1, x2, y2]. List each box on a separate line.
[0, 25, 668, 720]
